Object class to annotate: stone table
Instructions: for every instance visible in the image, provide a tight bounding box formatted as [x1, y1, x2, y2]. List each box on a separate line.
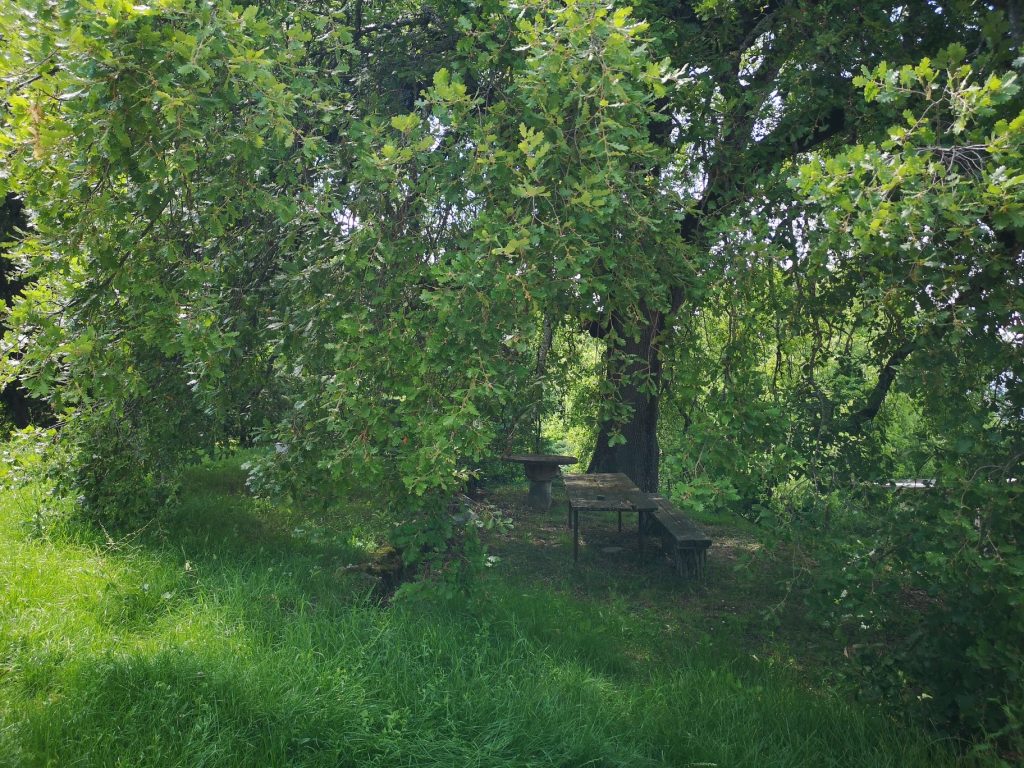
[502, 454, 578, 511]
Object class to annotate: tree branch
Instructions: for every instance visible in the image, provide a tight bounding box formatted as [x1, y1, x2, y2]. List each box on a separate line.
[843, 338, 916, 435]
[353, 10, 439, 43]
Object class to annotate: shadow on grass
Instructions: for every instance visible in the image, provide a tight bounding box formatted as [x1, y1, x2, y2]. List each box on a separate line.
[82, 463, 838, 687]
[5, 599, 955, 768]
[31, 457, 389, 649]
[482, 482, 832, 676]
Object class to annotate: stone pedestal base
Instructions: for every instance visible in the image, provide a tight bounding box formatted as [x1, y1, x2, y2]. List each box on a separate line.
[524, 463, 561, 512]
[502, 454, 578, 513]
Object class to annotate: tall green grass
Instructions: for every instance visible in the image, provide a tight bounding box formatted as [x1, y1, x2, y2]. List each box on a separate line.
[0, 458, 961, 767]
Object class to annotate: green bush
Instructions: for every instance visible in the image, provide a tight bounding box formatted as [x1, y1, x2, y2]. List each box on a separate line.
[782, 479, 1024, 751]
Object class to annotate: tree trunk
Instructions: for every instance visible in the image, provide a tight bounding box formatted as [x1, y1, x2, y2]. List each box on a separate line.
[587, 307, 664, 493]
[1, 193, 48, 429]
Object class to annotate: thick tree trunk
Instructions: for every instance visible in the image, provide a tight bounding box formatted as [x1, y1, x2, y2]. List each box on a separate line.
[587, 307, 664, 493]
[1, 193, 48, 429]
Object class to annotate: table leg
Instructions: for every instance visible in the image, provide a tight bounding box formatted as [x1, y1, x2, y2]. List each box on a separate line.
[618, 510, 622, 533]
[638, 510, 644, 558]
[572, 509, 579, 563]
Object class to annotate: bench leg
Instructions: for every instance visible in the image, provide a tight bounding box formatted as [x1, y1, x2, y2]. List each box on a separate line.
[668, 546, 704, 580]
[673, 548, 707, 580]
[618, 510, 622, 533]
[673, 546, 684, 577]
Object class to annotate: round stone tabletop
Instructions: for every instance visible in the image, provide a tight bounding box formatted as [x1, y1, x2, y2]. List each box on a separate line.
[502, 454, 578, 465]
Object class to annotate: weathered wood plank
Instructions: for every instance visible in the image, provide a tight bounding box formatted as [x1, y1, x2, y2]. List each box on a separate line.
[568, 498, 635, 511]
[563, 473, 653, 562]
[504, 454, 578, 465]
[563, 473, 640, 494]
[644, 493, 711, 579]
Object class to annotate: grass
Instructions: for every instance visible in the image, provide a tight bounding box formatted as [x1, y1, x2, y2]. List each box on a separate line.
[0, 457, 968, 767]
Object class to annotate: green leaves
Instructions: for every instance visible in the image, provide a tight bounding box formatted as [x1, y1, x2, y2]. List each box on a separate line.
[390, 113, 419, 133]
[787, 56, 1024, 744]
[0, 0, 360, 520]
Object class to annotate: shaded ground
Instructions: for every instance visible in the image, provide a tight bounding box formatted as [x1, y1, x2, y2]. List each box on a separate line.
[479, 479, 832, 680]
[164, 464, 840, 680]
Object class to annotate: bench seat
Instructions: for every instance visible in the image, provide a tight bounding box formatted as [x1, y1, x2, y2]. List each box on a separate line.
[643, 494, 712, 579]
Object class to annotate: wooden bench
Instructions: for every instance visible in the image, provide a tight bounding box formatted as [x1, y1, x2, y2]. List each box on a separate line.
[641, 494, 712, 579]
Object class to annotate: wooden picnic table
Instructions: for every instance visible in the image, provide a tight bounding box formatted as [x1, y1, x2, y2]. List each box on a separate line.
[502, 454, 578, 511]
[562, 473, 659, 563]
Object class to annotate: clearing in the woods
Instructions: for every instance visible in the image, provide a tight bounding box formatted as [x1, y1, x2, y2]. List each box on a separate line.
[0, 457, 965, 767]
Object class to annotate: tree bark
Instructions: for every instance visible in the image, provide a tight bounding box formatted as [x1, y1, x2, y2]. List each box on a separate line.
[584, 0, 861, 494]
[587, 306, 664, 492]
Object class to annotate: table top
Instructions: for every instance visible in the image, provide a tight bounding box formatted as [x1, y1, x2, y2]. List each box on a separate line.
[563, 472, 659, 511]
[503, 454, 578, 466]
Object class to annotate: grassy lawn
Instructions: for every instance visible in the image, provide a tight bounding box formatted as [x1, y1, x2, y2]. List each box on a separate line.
[0, 458, 966, 767]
